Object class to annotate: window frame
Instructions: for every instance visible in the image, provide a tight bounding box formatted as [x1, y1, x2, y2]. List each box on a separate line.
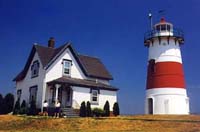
[29, 85, 38, 103]
[17, 89, 22, 101]
[91, 89, 99, 105]
[31, 60, 40, 78]
[167, 24, 171, 31]
[149, 59, 156, 73]
[62, 59, 72, 76]
[156, 25, 160, 32]
[161, 24, 166, 31]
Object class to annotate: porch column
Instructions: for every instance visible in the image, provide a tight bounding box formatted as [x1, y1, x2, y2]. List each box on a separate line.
[55, 84, 61, 102]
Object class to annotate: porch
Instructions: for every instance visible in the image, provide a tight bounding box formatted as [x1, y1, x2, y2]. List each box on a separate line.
[46, 82, 78, 117]
[47, 84, 73, 108]
[45, 76, 118, 111]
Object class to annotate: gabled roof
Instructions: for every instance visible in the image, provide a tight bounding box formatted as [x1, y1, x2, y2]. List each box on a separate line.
[35, 44, 66, 68]
[78, 54, 113, 80]
[13, 43, 113, 81]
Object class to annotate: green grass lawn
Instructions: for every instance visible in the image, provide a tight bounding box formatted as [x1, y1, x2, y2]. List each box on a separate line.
[0, 115, 200, 132]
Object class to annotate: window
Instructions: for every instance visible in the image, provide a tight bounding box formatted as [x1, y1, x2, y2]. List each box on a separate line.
[31, 60, 40, 78]
[63, 59, 72, 76]
[167, 25, 171, 31]
[29, 86, 38, 103]
[156, 25, 160, 31]
[17, 89, 22, 101]
[91, 89, 99, 104]
[161, 24, 166, 31]
[148, 59, 155, 73]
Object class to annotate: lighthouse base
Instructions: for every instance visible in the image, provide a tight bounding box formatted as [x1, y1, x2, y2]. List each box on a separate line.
[145, 88, 189, 115]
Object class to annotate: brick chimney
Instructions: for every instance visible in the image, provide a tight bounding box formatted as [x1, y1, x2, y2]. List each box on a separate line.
[48, 37, 55, 48]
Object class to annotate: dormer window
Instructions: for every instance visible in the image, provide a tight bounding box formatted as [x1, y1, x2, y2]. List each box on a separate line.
[31, 60, 39, 78]
[63, 59, 72, 76]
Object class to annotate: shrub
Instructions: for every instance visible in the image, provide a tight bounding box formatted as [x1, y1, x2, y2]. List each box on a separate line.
[103, 101, 110, 117]
[113, 102, 120, 116]
[86, 101, 92, 117]
[92, 108, 105, 117]
[20, 100, 28, 114]
[13, 99, 21, 114]
[28, 100, 37, 115]
[79, 101, 86, 117]
[3, 93, 14, 114]
[0, 94, 3, 114]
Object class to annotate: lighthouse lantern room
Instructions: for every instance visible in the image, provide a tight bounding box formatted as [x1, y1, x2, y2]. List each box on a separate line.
[144, 17, 189, 114]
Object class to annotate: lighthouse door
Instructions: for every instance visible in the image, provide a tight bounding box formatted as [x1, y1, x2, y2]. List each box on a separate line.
[148, 98, 153, 114]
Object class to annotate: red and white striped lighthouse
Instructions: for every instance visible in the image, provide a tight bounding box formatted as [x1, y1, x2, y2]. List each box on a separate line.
[144, 18, 189, 114]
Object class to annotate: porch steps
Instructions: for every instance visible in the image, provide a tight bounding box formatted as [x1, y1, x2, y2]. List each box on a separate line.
[61, 108, 79, 117]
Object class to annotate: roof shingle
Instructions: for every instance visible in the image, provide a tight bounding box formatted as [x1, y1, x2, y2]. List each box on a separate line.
[78, 55, 113, 80]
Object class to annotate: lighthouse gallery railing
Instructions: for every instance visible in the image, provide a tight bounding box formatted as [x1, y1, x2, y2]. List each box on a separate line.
[144, 28, 184, 42]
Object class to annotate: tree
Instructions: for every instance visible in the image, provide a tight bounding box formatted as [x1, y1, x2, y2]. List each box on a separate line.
[113, 102, 120, 116]
[28, 100, 37, 115]
[20, 100, 28, 114]
[103, 101, 110, 117]
[0, 94, 3, 114]
[86, 101, 92, 117]
[3, 93, 14, 114]
[13, 98, 21, 114]
[79, 101, 86, 117]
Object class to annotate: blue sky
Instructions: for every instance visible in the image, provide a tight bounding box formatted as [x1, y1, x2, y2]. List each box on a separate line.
[0, 0, 200, 114]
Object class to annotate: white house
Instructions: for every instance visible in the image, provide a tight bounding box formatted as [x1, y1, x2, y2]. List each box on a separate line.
[13, 37, 118, 113]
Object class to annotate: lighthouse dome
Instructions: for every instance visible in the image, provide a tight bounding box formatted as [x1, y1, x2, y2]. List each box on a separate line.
[144, 18, 184, 46]
[154, 18, 173, 34]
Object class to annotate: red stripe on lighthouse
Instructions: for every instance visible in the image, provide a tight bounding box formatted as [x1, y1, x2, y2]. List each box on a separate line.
[146, 61, 185, 89]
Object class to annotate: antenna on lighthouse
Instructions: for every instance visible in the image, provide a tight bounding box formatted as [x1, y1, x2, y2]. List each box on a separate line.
[148, 11, 153, 30]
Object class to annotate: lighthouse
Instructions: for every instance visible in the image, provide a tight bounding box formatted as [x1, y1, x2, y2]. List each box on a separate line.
[144, 17, 189, 114]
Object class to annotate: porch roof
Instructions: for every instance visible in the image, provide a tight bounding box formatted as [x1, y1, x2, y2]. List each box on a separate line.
[47, 77, 118, 91]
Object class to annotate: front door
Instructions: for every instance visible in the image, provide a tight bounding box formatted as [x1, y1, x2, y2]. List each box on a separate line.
[66, 88, 72, 107]
[148, 98, 153, 114]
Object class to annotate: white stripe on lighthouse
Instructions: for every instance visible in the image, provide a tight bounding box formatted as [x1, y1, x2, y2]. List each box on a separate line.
[145, 88, 189, 114]
[148, 38, 182, 63]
